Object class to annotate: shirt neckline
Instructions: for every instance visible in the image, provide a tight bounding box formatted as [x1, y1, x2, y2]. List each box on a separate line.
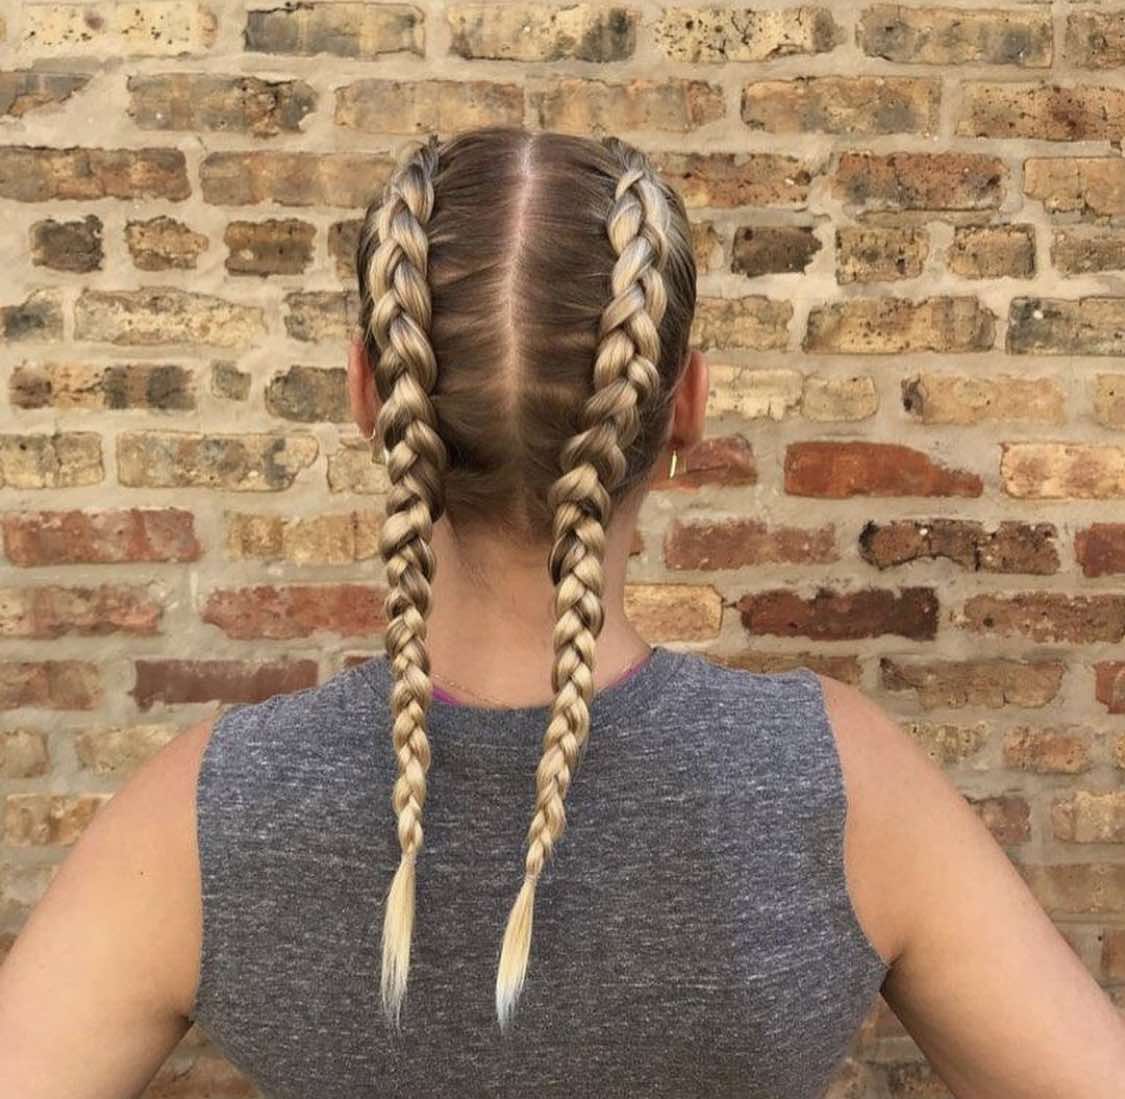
[359, 644, 688, 733]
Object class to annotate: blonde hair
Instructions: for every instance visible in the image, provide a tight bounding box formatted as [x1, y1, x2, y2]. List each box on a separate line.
[355, 127, 697, 1034]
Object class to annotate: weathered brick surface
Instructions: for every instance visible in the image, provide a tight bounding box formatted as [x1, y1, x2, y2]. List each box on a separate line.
[10, 362, 195, 411]
[201, 152, 391, 208]
[0, 147, 189, 201]
[0, 71, 90, 116]
[128, 74, 315, 137]
[447, 4, 636, 62]
[742, 76, 939, 136]
[75, 289, 266, 349]
[340, 78, 523, 133]
[1, 7, 1122, 1090]
[30, 216, 103, 273]
[224, 219, 316, 277]
[1, 508, 200, 565]
[125, 217, 209, 271]
[857, 6, 1052, 67]
[245, 3, 423, 59]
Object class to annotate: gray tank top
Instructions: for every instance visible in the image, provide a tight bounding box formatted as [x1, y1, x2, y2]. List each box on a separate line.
[191, 645, 889, 1098]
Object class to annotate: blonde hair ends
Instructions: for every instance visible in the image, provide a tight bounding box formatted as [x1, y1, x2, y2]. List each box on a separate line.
[357, 129, 684, 1034]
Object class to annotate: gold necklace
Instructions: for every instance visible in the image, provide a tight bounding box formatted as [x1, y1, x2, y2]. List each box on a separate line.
[430, 648, 654, 708]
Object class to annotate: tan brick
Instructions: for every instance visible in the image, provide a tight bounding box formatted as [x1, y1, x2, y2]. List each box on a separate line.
[949, 224, 1035, 279]
[10, 362, 194, 412]
[880, 657, 1064, 710]
[201, 152, 391, 208]
[704, 366, 797, 423]
[712, 651, 861, 683]
[1, 864, 57, 923]
[650, 151, 811, 208]
[326, 438, 392, 495]
[210, 361, 250, 401]
[117, 431, 317, 491]
[128, 74, 315, 137]
[664, 517, 837, 570]
[805, 297, 996, 354]
[4, 793, 109, 846]
[1052, 229, 1125, 276]
[0, 584, 162, 638]
[1002, 443, 1125, 499]
[245, 2, 422, 59]
[447, 3, 636, 62]
[742, 76, 938, 136]
[654, 6, 841, 62]
[225, 510, 381, 565]
[285, 291, 361, 343]
[623, 583, 722, 641]
[835, 226, 929, 283]
[1066, 11, 1125, 69]
[0, 70, 89, 116]
[0, 661, 101, 710]
[75, 289, 265, 349]
[0, 146, 189, 202]
[125, 216, 208, 271]
[1076, 524, 1125, 578]
[903, 721, 989, 767]
[30, 215, 102, 273]
[131, 658, 317, 709]
[1012, 297, 1125, 356]
[0, 433, 102, 489]
[1052, 791, 1125, 843]
[338, 78, 523, 133]
[739, 587, 938, 641]
[858, 5, 1052, 66]
[224, 219, 315, 277]
[22, 1, 217, 56]
[731, 226, 821, 277]
[1003, 727, 1092, 774]
[859, 518, 1059, 574]
[957, 592, 1125, 645]
[833, 152, 1007, 213]
[1093, 375, 1125, 430]
[0, 730, 49, 778]
[536, 77, 723, 134]
[958, 83, 1125, 142]
[1, 508, 200, 566]
[265, 365, 348, 422]
[1025, 157, 1125, 219]
[1, 290, 63, 342]
[691, 220, 723, 273]
[201, 584, 388, 639]
[1019, 863, 1125, 915]
[901, 372, 1063, 425]
[75, 724, 179, 775]
[691, 296, 791, 351]
[786, 441, 982, 498]
[801, 374, 879, 422]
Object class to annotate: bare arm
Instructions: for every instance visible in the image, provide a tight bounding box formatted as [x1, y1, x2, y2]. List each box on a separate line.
[817, 673, 1125, 1098]
[0, 718, 213, 1099]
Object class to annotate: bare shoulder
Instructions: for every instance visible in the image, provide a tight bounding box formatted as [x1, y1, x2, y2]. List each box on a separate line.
[0, 714, 217, 1099]
[811, 672, 1125, 1097]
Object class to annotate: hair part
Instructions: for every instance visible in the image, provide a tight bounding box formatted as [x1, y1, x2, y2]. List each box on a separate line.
[356, 126, 697, 1034]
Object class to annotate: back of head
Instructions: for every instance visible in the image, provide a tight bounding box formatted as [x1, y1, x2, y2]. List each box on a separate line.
[354, 125, 698, 1034]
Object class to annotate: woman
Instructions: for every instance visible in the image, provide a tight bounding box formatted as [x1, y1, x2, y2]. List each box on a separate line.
[0, 127, 1121, 1097]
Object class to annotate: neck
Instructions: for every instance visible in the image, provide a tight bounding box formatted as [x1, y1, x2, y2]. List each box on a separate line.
[422, 511, 652, 708]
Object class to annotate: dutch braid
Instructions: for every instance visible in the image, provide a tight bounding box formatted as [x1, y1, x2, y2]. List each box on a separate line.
[364, 134, 448, 1032]
[494, 138, 672, 1033]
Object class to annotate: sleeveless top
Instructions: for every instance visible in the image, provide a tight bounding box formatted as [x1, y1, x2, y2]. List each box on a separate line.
[190, 645, 890, 1098]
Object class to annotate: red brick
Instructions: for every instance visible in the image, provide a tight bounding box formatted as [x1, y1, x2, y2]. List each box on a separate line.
[785, 442, 982, 498]
[0, 584, 162, 637]
[1094, 662, 1125, 715]
[1, 508, 199, 566]
[0, 661, 100, 710]
[1018, 863, 1125, 915]
[664, 517, 836, 570]
[966, 794, 1030, 846]
[956, 592, 1125, 644]
[858, 518, 1059, 574]
[738, 587, 938, 641]
[1076, 524, 1125, 577]
[131, 659, 317, 710]
[201, 585, 388, 639]
[1002, 728, 1092, 774]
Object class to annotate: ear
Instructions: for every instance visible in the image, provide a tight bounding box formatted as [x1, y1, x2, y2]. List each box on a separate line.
[668, 348, 708, 450]
[347, 335, 380, 439]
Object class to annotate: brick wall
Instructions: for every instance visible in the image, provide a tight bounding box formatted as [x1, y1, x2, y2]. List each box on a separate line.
[2, 1, 1125, 1094]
